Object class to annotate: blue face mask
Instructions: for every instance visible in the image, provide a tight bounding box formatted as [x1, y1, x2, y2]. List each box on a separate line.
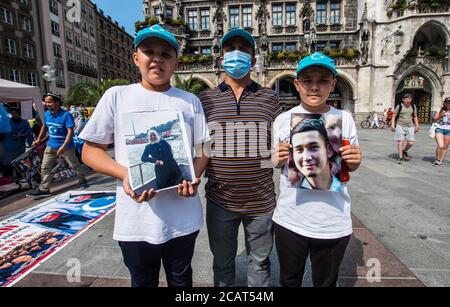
[223, 50, 252, 79]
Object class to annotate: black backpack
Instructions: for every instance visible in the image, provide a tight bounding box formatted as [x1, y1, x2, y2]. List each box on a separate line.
[395, 103, 416, 126]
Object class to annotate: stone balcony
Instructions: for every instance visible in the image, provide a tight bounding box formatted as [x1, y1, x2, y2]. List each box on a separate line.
[267, 57, 358, 69]
[388, 2, 450, 18]
[175, 62, 214, 72]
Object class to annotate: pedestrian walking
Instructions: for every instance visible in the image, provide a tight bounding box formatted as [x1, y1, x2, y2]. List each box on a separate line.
[370, 111, 379, 129]
[26, 92, 88, 199]
[390, 93, 419, 164]
[432, 97, 450, 167]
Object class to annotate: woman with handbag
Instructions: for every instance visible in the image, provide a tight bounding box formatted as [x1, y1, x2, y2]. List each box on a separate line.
[432, 97, 450, 167]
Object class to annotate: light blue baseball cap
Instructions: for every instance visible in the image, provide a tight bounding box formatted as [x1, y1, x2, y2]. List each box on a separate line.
[220, 28, 256, 53]
[134, 24, 179, 54]
[296, 52, 337, 77]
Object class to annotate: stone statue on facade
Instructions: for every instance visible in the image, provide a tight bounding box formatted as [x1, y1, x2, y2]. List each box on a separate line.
[359, 3, 370, 65]
[175, 0, 183, 19]
[212, 1, 226, 38]
[301, 0, 313, 33]
[256, 0, 269, 52]
[360, 28, 370, 64]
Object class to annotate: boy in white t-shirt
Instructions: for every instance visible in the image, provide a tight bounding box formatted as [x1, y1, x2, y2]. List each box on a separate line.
[271, 52, 362, 287]
[79, 25, 210, 287]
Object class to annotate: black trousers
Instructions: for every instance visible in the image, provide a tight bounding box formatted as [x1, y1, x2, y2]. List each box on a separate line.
[274, 222, 350, 287]
[119, 230, 199, 287]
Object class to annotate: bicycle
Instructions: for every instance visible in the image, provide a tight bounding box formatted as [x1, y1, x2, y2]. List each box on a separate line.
[361, 116, 385, 129]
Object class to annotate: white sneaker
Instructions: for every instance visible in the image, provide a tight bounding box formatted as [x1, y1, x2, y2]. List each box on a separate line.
[433, 160, 442, 167]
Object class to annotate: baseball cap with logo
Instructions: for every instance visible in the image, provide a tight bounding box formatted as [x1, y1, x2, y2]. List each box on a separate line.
[220, 28, 256, 53]
[296, 52, 337, 77]
[43, 92, 63, 103]
[134, 24, 179, 54]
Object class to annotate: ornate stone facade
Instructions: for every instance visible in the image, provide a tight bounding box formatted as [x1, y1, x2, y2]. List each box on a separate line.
[144, 0, 450, 122]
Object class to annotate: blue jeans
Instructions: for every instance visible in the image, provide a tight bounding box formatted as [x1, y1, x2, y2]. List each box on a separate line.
[435, 128, 450, 136]
[119, 231, 199, 287]
[206, 200, 274, 287]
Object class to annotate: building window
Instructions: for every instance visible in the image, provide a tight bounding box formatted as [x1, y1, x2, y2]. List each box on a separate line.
[100, 34, 105, 47]
[53, 43, 61, 57]
[84, 57, 89, 67]
[20, 0, 29, 6]
[84, 39, 89, 51]
[188, 10, 198, 31]
[91, 43, 96, 55]
[242, 6, 252, 28]
[1, 7, 13, 25]
[66, 31, 73, 44]
[272, 43, 283, 52]
[100, 19, 104, 30]
[75, 36, 81, 48]
[67, 49, 74, 61]
[229, 7, 239, 29]
[90, 25, 95, 36]
[27, 72, 37, 86]
[83, 22, 87, 33]
[286, 3, 296, 26]
[285, 43, 296, 51]
[24, 43, 34, 59]
[330, 2, 340, 24]
[329, 41, 340, 49]
[69, 73, 76, 86]
[201, 47, 211, 54]
[20, 16, 32, 31]
[166, 7, 173, 18]
[81, 2, 86, 14]
[316, 41, 326, 51]
[200, 9, 210, 30]
[55, 69, 65, 87]
[5, 38, 17, 54]
[51, 21, 59, 36]
[272, 4, 282, 27]
[49, 0, 58, 15]
[9, 69, 20, 82]
[316, 3, 327, 24]
[76, 53, 82, 63]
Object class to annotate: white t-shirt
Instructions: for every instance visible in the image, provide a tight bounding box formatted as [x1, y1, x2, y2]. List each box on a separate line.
[79, 84, 210, 244]
[272, 105, 359, 239]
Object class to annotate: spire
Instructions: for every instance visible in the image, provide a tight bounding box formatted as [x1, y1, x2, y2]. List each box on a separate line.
[362, 2, 368, 22]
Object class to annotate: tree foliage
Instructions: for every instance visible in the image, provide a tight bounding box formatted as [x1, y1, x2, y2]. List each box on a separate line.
[66, 78, 130, 106]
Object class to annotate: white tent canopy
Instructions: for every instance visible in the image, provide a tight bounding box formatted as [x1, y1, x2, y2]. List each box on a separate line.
[0, 78, 44, 121]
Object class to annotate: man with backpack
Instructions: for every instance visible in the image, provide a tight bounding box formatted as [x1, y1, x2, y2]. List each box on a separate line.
[391, 93, 419, 164]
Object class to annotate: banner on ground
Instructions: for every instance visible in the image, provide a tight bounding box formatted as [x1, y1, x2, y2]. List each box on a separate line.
[0, 191, 116, 287]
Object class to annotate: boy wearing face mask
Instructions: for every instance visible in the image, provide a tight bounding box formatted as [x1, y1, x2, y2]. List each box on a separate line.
[199, 28, 281, 287]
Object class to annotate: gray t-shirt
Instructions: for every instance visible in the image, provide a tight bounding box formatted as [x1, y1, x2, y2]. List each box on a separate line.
[394, 103, 416, 128]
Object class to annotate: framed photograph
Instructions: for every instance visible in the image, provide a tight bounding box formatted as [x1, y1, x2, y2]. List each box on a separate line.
[122, 110, 195, 195]
[11, 144, 75, 189]
[288, 113, 342, 192]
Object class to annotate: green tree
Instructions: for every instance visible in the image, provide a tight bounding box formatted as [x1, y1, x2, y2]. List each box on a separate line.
[66, 78, 130, 106]
[173, 75, 205, 95]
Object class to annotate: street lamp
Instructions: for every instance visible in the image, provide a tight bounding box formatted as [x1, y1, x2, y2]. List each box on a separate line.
[41, 65, 56, 92]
